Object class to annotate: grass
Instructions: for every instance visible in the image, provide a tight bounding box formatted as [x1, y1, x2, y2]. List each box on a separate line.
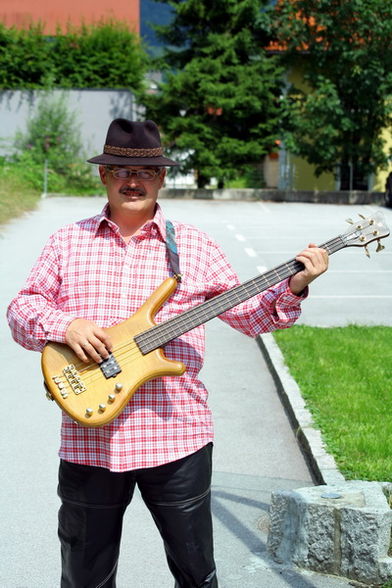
[273, 325, 392, 482]
[0, 168, 41, 226]
[0, 162, 104, 226]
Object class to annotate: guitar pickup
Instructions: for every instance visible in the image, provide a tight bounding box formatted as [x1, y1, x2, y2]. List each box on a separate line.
[99, 354, 122, 379]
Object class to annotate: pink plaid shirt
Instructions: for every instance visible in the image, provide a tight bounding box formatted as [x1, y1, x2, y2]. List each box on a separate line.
[7, 204, 305, 472]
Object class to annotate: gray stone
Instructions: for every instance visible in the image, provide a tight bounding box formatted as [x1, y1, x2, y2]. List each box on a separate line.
[267, 481, 392, 585]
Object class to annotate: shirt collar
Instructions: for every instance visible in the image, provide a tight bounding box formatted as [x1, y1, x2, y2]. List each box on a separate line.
[95, 202, 167, 241]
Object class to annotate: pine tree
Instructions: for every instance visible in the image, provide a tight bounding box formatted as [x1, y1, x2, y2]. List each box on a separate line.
[143, 0, 283, 188]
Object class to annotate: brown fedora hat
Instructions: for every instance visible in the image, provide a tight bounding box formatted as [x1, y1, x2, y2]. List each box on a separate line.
[87, 118, 178, 167]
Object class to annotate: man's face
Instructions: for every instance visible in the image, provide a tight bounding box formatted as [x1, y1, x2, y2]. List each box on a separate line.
[99, 165, 166, 220]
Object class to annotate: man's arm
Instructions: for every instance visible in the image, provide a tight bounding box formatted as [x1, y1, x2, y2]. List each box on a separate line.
[203, 238, 329, 337]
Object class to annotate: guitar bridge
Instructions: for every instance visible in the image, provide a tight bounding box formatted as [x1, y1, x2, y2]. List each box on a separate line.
[99, 354, 122, 378]
[63, 364, 87, 395]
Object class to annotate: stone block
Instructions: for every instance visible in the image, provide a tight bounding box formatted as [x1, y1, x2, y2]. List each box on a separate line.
[267, 481, 392, 585]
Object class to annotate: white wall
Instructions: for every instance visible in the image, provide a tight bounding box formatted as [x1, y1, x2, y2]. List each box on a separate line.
[0, 89, 138, 157]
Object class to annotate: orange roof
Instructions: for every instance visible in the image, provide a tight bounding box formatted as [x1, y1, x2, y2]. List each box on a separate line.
[0, 0, 139, 34]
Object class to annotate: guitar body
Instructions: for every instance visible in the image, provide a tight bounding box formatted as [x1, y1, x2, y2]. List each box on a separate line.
[41, 278, 185, 427]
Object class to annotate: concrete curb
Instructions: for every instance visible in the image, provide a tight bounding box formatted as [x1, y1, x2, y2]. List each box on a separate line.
[256, 332, 345, 486]
[257, 333, 392, 586]
[43, 189, 388, 206]
[159, 188, 386, 205]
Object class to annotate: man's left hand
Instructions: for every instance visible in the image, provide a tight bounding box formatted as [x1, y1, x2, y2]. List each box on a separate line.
[289, 244, 329, 295]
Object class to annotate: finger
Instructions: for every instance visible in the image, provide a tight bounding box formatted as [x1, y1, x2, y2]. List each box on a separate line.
[94, 329, 113, 353]
[298, 247, 327, 264]
[71, 343, 90, 363]
[296, 254, 316, 274]
[89, 333, 112, 360]
[81, 340, 106, 364]
[297, 250, 328, 275]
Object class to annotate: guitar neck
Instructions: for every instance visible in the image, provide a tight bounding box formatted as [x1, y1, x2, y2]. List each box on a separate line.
[135, 234, 346, 354]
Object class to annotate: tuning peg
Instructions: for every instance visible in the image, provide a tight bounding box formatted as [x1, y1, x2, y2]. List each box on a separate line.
[364, 245, 370, 258]
[376, 240, 385, 253]
[358, 213, 366, 219]
[346, 218, 354, 224]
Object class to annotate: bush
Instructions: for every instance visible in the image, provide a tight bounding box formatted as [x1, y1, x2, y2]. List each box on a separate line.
[0, 21, 148, 91]
[12, 92, 102, 194]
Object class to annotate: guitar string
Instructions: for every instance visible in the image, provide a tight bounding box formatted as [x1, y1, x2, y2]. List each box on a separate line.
[64, 273, 282, 380]
[59, 235, 347, 390]
[134, 236, 345, 352]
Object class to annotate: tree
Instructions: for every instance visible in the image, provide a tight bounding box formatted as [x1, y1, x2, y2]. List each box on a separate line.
[271, 0, 392, 190]
[142, 0, 283, 188]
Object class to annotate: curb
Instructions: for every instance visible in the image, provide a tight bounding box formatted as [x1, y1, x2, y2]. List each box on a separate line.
[256, 333, 345, 486]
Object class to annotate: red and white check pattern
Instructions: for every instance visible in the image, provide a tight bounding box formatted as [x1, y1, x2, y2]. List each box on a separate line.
[7, 204, 305, 472]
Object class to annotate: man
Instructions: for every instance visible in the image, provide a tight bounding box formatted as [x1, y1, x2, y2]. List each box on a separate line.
[7, 119, 328, 587]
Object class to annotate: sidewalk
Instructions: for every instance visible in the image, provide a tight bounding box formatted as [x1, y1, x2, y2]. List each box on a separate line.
[0, 197, 352, 587]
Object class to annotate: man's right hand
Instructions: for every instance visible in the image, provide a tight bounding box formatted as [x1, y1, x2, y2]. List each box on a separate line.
[65, 318, 113, 363]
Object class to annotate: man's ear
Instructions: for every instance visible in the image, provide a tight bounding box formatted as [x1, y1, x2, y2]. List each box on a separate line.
[98, 166, 107, 185]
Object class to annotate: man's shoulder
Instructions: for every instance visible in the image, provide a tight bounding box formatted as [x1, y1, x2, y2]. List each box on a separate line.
[55, 213, 102, 235]
[47, 214, 102, 246]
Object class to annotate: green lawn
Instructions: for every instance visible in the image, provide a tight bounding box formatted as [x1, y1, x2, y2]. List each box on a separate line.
[0, 170, 41, 226]
[274, 325, 392, 482]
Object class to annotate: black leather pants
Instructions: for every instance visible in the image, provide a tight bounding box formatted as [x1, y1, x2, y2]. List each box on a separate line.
[58, 444, 218, 588]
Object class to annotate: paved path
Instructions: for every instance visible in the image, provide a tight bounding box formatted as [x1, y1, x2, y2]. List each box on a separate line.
[2, 196, 386, 587]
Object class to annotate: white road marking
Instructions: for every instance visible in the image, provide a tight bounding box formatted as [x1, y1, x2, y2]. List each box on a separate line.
[244, 248, 257, 258]
[310, 295, 392, 299]
[257, 202, 271, 213]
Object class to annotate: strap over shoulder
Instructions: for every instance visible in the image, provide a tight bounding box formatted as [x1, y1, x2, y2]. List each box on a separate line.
[165, 220, 182, 282]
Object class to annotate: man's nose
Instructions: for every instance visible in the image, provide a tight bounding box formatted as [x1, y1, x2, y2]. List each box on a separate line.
[126, 173, 139, 185]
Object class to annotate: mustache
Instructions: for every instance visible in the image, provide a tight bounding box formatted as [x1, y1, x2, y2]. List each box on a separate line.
[119, 186, 146, 196]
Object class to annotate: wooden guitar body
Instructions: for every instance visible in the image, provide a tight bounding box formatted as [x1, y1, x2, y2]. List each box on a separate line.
[41, 278, 185, 427]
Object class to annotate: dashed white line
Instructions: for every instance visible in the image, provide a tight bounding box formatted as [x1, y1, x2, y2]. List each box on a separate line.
[310, 295, 392, 299]
[257, 202, 271, 213]
[244, 247, 257, 258]
[235, 234, 246, 242]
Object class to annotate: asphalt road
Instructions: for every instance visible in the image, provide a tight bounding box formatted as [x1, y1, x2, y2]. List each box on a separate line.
[2, 196, 390, 588]
[159, 198, 391, 328]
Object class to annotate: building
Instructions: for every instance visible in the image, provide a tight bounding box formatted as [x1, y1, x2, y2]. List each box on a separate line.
[0, 0, 172, 47]
[0, 0, 140, 34]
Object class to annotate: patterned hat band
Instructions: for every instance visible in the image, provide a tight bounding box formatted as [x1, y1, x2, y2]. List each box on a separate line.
[104, 144, 163, 157]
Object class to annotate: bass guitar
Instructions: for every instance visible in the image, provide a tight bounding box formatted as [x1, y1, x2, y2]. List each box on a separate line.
[42, 212, 389, 427]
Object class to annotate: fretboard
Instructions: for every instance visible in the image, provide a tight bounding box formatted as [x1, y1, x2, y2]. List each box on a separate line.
[134, 234, 345, 354]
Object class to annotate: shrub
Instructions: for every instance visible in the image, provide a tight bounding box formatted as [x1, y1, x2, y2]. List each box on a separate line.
[12, 92, 101, 194]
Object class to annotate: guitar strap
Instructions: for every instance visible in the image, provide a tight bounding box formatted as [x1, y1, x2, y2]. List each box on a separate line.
[165, 220, 182, 283]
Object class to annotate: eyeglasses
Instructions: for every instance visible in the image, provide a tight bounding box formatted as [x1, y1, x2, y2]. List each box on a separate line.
[106, 167, 162, 181]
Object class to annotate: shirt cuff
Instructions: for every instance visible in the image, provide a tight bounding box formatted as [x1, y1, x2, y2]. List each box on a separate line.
[278, 280, 309, 305]
[44, 312, 78, 343]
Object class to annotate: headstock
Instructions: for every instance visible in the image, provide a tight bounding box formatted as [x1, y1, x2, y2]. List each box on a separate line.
[342, 212, 390, 257]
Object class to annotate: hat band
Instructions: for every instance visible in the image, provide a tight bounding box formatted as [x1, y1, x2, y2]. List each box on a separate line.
[104, 144, 163, 157]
